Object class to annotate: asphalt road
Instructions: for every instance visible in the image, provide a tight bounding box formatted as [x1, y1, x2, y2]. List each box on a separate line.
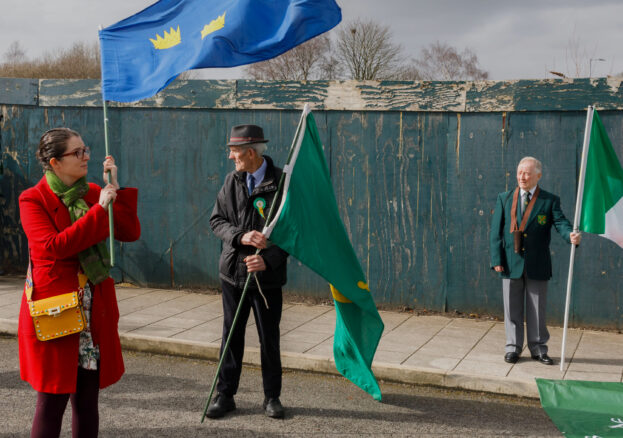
[0, 335, 560, 437]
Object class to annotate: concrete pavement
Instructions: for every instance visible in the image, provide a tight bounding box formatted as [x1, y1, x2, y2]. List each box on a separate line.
[1, 275, 622, 399]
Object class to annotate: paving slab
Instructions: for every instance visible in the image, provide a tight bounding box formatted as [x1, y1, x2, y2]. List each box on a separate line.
[304, 338, 334, 356]
[461, 325, 507, 362]
[416, 336, 479, 359]
[0, 293, 21, 306]
[0, 302, 21, 319]
[170, 317, 225, 343]
[402, 352, 462, 370]
[373, 349, 414, 364]
[116, 287, 155, 300]
[2, 275, 623, 400]
[281, 328, 333, 345]
[154, 316, 208, 330]
[129, 324, 187, 338]
[377, 310, 412, 332]
[564, 370, 622, 382]
[117, 311, 167, 327]
[453, 358, 513, 378]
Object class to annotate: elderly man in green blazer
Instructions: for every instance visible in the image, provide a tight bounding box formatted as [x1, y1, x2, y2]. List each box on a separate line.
[490, 157, 581, 365]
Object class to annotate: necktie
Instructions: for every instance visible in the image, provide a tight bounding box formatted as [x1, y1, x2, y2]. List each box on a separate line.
[248, 175, 255, 195]
[522, 192, 531, 215]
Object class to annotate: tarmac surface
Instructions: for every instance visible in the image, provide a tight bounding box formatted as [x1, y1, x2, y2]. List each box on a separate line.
[2, 275, 622, 399]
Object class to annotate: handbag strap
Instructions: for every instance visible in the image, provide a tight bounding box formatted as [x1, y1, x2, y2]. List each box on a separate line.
[25, 250, 86, 302]
[25, 182, 90, 303]
[25, 253, 34, 302]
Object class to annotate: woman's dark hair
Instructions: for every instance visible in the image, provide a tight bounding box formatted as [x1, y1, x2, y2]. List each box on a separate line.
[36, 128, 81, 170]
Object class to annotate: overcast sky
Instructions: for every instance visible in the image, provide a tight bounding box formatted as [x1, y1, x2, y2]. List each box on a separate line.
[1, 0, 621, 80]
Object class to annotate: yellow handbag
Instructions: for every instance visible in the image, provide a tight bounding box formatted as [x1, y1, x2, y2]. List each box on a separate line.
[26, 257, 88, 342]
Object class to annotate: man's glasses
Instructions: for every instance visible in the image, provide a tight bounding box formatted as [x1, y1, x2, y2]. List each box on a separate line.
[60, 146, 90, 160]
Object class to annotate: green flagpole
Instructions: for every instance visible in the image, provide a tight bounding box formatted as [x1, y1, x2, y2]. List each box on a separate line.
[102, 95, 115, 266]
[201, 106, 308, 423]
[99, 25, 115, 267]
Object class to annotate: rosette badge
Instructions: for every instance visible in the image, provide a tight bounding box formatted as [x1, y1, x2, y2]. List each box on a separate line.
[253, 198, 266, 218]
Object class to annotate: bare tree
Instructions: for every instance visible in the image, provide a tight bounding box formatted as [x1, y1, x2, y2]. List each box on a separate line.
[413, 41, 488, 81]
[0, 41, 100, 79]
[4, 41, 27, 64]
[391, 64, 423, 81]
[564, 26, 599, 78]
[335, 19, 403, 80]
[317, 51, 344, 80]
[547, 29, 608, 78]
[244, 34, 338, 80]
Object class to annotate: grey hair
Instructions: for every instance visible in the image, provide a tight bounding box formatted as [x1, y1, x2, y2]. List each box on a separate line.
[518, 156, 542, 175]
[249, 142, 267, 156]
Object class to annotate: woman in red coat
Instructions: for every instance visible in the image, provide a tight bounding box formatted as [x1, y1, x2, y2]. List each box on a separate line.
[18, 127, 140, 437]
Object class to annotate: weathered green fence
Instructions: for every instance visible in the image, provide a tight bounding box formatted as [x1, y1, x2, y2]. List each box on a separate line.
[1, 77, 622, 328]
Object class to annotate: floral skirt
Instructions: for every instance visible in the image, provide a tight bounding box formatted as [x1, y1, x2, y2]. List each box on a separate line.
[78, 282, 100, 370]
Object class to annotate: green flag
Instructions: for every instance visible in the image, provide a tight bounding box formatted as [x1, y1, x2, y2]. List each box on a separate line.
[264, 107, 384, 400]
[537, 378, 623, 437]
[580, 109, 623, 248]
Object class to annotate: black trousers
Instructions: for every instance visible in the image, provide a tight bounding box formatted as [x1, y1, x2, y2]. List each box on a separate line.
[217, 280, 283, 398]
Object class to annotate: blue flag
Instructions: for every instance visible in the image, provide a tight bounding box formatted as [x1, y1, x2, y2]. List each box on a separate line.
[99, 0, 342, 102]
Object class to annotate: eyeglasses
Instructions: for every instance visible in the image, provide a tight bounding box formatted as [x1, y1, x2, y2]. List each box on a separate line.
[60, 146, 90, 160]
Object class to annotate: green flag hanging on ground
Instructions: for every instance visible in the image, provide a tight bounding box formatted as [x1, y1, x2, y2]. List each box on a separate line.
[580, 110, 623, 248]
[537, 378, 623, 437]
[264, 106, 384, 400]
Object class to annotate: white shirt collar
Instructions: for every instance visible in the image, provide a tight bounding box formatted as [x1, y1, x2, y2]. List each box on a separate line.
[521, 186, 537, 197]
[247, 157, 267, 186]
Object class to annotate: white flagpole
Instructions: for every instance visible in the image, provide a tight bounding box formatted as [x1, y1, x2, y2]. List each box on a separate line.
[560, 105, 594, 372]
[262, 103, 310, 239]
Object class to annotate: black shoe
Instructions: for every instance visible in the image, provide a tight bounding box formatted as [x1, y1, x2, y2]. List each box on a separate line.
[206, 393, 236, 419]
[504, 352, 519, 364]
[532, 353, 554, 365]
[263, 397, 285, 418]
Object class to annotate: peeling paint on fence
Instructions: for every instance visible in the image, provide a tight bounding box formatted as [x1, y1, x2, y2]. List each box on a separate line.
[1, 77, 622, 328]
[21, 77, 623, 111]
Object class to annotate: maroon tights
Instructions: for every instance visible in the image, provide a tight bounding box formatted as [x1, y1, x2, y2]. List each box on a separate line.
[31, 367, 100, 438]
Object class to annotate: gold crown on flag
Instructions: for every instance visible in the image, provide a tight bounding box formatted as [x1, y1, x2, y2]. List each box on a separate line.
[201, 12, 226, 39]
[150, 26, 181, 50]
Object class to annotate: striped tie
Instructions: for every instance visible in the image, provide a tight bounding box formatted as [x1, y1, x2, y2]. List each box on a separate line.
[522, 192, 531, 215]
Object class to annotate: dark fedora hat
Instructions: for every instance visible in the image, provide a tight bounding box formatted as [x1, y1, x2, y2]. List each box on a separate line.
[227, 124, 269, 146]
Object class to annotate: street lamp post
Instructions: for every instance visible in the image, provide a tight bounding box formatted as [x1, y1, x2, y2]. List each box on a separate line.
[589, 58, 606, 78]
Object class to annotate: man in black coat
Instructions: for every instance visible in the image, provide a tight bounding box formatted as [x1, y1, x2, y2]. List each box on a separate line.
[208, 124, 289, 419]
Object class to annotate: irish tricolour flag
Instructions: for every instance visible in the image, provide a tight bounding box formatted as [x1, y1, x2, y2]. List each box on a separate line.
[579, 109, 623, 247]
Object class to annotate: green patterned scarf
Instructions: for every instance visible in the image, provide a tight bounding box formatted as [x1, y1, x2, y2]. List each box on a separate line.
[45, 171, 110, 284]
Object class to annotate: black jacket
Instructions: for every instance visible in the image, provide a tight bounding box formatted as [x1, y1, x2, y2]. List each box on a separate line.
[210, 155, 289, 289]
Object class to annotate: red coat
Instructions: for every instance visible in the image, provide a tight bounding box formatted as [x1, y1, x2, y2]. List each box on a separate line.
[18, 176, 141, 393]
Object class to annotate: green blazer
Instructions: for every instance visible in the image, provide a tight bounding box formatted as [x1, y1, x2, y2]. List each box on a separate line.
[489, 187, 573, 280]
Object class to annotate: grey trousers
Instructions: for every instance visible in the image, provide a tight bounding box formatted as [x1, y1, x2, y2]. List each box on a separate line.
[503, 273, 550, 356]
